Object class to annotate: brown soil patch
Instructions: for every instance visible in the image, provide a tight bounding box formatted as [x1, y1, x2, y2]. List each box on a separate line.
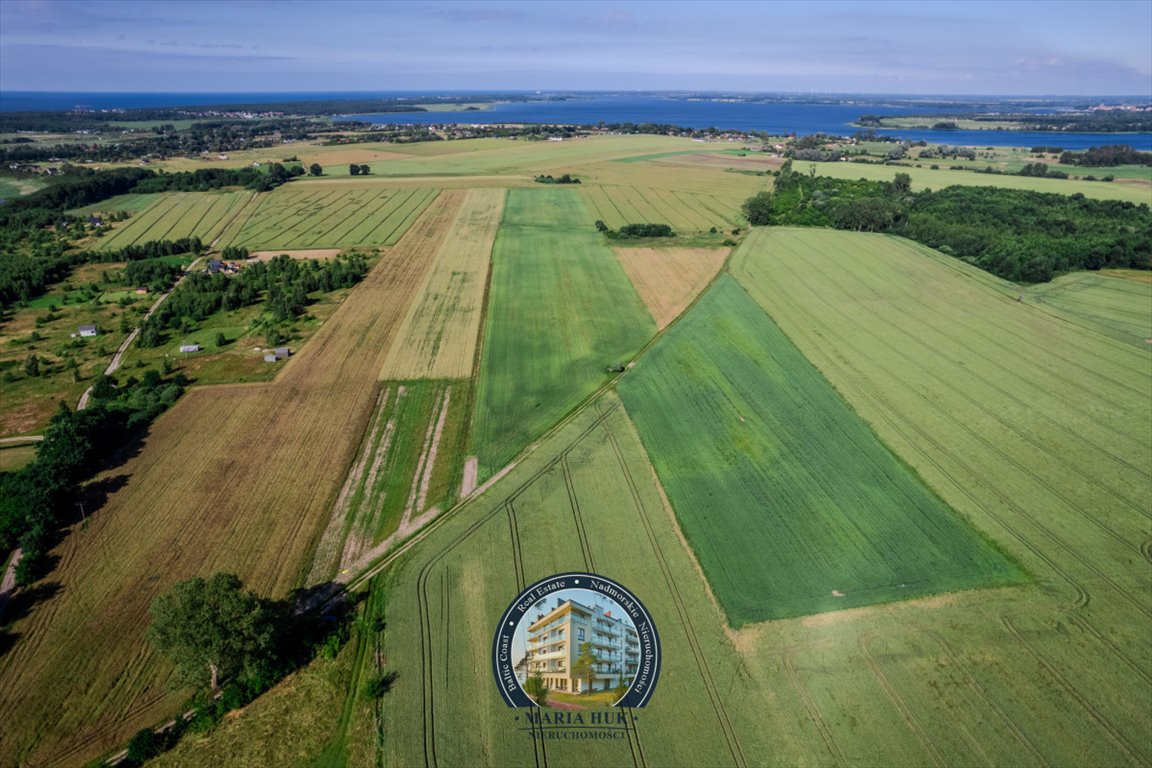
[615, 247, 729, 328]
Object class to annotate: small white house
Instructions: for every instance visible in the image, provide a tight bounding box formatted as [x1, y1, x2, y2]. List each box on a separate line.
[179, 344, 200, 353]
[79, 325, 98, 337]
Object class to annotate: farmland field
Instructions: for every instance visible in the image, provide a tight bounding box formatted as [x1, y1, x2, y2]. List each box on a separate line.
[223, 184, 439, 250]
[307, 378, 472, 585]
[581, 185, 743, 230]
[1024, 269, 1152, 346]
[617, 275, 1024, 624]
[93, 191, 254, 250]
[801, 160, 1152, 202]
[0, 193, 466, 766]
[468, 187, 655, 480]
[379, 188, 504, 380]
[4, 132, 1152, 768]
[614, 246, 728, 328]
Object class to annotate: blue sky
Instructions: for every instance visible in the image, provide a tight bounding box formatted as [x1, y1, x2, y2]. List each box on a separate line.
[1, 0, 1150, 95]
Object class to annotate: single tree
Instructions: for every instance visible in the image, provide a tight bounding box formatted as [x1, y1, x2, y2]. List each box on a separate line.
[571, 641, 599, 694]
[147, 573, 280, 691]
[309, 163, 323, 177]
[358, 164, 370, 175]
[892, 172, 912, 195]
[349, 163, 360, 176]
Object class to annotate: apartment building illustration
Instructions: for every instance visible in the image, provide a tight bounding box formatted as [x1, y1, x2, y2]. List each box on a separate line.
[524, 596, 640, 693]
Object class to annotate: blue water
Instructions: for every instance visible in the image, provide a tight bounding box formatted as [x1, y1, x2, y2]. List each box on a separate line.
[2, 91, 1148, 151]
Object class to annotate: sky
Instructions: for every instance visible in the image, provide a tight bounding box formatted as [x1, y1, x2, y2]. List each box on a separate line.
[1, 0, 1150, 96]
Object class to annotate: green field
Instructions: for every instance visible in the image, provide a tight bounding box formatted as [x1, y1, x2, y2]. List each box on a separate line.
[804, 160, 1152, 203]
[618, 275, 1024, 623]
[581, 184, 742, 231]
[224, 184, 438, 249]
[468, 187, 655, 479]
[1025, 269, 1152, 346]
[5, 134, 1152, 768]
[94, 191, 253, 250]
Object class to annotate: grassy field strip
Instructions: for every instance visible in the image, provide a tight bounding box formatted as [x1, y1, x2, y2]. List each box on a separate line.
[1024, 270, 1152, 347]
[615, 246, 729, 329]
[469, 187, 656, 480]
[306, 386, 396, 584]
[68, 193, 160, 216]
[0, 192, 467, 767]
[804, 160, 1152, 203]
[581, 185, 746, 231]
[618, 275, 1024, 623]
[379, 188, 504, 380]
[93, 194, 182, 250]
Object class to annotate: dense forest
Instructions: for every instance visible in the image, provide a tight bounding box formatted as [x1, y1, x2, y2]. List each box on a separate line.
[747, 161, 1151, 282]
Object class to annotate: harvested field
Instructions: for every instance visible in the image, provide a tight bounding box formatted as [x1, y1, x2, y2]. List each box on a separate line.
[0, 191, 464, 767]
[224, 184, 438, 250]
[379, 188, 504, 380]
[615, 246, 729, 328]
[582, 185, 744, 230]
[94, 191, 254, 250]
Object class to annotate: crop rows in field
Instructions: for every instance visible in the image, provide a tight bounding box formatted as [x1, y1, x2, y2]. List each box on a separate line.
[379, 188, 504, 380]
[582, 185, 742, 231]
[0, 193, 467, 766]
[468, 188, 655, 480]
[95, 191, 250, 250]
[1025, 270, 1152, 347]
[618, 275, 1023, 624]
[225, 185, 438, 250]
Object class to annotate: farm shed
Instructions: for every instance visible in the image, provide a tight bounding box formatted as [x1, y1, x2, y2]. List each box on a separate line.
[179, 344, 200, 353]
[78, 325, 98, 337]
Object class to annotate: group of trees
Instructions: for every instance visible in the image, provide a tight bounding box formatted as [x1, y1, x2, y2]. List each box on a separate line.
[347, 164, 371, 176]
[86, 236, 204, 263]
[743, 161, 1151, 283]
[1058, 145, 1152, 167]
[534, 174, 580, 184]
[0, 370, 187, 583]
[137, 253, 369, 348]
[594, 220, 675, 239]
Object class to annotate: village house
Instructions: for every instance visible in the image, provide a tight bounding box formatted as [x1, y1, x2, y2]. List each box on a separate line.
[78, 325, 98, 338]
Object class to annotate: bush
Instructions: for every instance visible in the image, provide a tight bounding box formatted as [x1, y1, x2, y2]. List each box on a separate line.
[125, 728, 160, 764]
[362, 670, 400, 699]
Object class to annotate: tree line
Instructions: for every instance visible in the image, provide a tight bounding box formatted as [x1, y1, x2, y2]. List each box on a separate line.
[744, 161, 1151, 282]
[0, 371, 187, 584]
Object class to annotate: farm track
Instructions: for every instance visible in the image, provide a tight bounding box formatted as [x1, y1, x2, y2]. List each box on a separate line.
[781, 644, 848, 768]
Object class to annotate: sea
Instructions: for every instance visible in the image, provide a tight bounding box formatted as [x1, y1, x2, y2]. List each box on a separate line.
[2, 91, 1149, 152]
